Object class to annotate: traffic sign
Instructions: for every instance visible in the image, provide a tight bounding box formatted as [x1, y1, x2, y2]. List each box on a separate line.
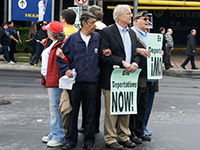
[74, 0, 88, 6]
[18, 0, 27, 9]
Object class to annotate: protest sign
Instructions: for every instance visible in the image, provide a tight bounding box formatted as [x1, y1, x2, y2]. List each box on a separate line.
[147, 33, 163, 79]
[110, 69, 141, 115]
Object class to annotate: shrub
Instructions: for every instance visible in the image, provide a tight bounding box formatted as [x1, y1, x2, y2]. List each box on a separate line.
[15, 27, 32, 52]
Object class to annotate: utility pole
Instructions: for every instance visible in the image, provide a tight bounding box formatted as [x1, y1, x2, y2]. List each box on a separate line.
[134, 0, 138, 17]
[8, 0, 12, 21]
[98, 0, 103, 8]
[51, 0, 55, 21]
[4, 0, 7, 22]
[59, 0, 63, 22]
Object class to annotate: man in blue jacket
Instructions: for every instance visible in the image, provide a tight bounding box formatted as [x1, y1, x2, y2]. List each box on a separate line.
[57, 12, 100, 150]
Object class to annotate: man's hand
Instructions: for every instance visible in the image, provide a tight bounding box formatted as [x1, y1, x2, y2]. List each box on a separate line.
[171, 48, 174, 50]
[65, 70, 73, 78]
[130, 62, 138, 73]
[193, 50, 195, 53]
[41, 39, 46, 45]
[161, 50, 164, 56]
[56, 48, 65, 60]
[103, 49, 112, 56]
[137, 48, 151, 58]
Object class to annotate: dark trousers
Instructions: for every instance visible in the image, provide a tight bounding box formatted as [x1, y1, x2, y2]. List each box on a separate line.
[181, 55, 196, 68]
[0, 45, 10, 62]
[30, 44, 36, 64]
[81, 82, 101, 132]
[9, 42, 16, 62]
[143, 92, 155, 130]
[130, 86, 148, 137]
[67, 82, 98, 147]
[163, 48, 169, 69]
[166, 48, 172, 66]
[35, 42, 44, 65]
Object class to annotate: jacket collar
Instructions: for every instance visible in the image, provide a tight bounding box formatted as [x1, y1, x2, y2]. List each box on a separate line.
[76, 29, 98, 43]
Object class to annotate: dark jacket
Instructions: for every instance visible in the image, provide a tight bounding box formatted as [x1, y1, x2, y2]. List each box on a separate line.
[0, 28, 11, 46]
[131, 26, 148, 87]
[100, 24, 139, 90]
[8, 27, 19, 44]
[186, 33, 197, 56]
[148, 80, 159, 93]
[35, 21, 47, 41]
[57, 30, 100, 83]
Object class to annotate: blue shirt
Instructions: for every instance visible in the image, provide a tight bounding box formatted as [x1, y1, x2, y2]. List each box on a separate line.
[135, 27, 148, 47]
[116, 22, 132, 64]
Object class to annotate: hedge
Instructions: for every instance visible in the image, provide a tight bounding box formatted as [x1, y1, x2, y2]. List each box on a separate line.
[15, 27, 32, 52]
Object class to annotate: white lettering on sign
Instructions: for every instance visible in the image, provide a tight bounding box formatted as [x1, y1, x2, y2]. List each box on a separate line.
[18, 0, 27, 9]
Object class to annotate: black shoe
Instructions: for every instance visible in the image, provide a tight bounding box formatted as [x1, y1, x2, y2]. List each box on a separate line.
[170, 65, 174, 67]
[138, 134, 151, 141]
[105, 142, 123, 150]
[78, 127, 85, 133]
[192, 67, 198, 70]
[95, 129, 100, 133]
[130, 136, 142, 144]
[181, 64, 186, 69]
[119, 140, 136, 148]
[84, 144, 95, 150]
[62, 143, 75, 150]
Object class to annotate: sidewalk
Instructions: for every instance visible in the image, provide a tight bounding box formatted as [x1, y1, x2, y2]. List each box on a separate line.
[0, 51, 200, 78]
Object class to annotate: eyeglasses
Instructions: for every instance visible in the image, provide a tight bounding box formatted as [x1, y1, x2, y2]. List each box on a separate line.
[138, 18, 150, 21]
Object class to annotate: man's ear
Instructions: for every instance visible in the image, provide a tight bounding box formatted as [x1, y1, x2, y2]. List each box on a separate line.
[82, 21, 86, 27]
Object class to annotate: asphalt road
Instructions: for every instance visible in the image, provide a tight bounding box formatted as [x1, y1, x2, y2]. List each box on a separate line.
[0, 70, 200, 150]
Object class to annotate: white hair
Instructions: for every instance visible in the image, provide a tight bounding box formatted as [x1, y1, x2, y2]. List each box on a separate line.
[113, 5, 130, 22]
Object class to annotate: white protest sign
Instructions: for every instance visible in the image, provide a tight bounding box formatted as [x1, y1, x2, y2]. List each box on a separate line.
[110, 69, 141, 115]
[147, 33, 163, 79]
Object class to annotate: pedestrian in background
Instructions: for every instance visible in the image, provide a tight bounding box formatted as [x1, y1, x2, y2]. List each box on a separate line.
[0, 22, 15, 64]
[159, 27, 169, 70]
[165, 28, 174, 68]
[40, 21, 67, 147]
[181, 29, 198, 69]
[34, 21, 48, 67]
[8, 21, 19, 63]
[29, 23, 37, 65]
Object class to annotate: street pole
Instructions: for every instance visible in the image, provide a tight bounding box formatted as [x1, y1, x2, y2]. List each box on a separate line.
[59, 0, 63, 22]
[94, 0, 96, 5]
[98, 0, 103, 8]
[4, 0, 7, 22]
[134, 0, 138, 17]
[51, 0, 55, 21]
[8, 0, 11, 21]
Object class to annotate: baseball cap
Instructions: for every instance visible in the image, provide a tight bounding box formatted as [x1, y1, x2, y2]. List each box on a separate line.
[42, 21, 63, 34]
[134, 10, 151, 19]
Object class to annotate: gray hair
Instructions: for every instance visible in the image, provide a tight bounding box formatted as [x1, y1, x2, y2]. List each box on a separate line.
[80, 12, 97, 27]
[47, 29, 65, 41]
[88, 5, 104, 21]
[113, 5, 130, 22]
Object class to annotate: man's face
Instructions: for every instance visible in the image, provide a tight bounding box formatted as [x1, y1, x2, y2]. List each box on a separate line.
[193, 30, 196, 36]
[135, 16, 150, 32]
[4, 24, 8, 29]
[9, 22, 14, 28]
[119, 7, 133, 25]
[83, 17, 96, 34]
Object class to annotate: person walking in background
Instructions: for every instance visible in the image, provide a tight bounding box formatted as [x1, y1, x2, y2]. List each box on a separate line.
[7, 21, 19, 63]
[0, 22, 15, 64]
[159, 27, 169, 70]
[40, 21, 67, 147]
[29, 23, 37, 65]
[165, 28, 174, 68]
[34, 21, 48, 67]
[181, 29, 198, 69]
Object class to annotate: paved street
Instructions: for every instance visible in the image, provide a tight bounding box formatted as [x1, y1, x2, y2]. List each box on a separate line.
[0, 70, 200, 150]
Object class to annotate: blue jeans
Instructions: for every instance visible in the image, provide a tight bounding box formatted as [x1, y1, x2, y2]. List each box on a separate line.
[47, 87, 66, 143]
[143, 92, 155, 130]
[0, 45, 10, 62]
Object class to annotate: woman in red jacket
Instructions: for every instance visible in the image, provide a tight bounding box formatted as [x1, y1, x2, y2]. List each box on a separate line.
[40, 21, 69, 148]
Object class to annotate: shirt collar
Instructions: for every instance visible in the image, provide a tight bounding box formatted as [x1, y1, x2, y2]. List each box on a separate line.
[135, 27, 148, 36]
[115, 22, 129, 32]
